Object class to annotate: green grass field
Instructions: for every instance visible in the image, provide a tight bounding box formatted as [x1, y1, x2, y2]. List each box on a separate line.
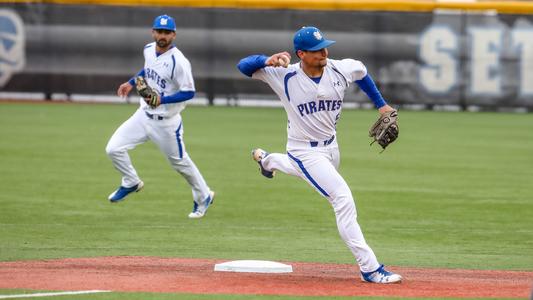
[0, 102, 532, 299]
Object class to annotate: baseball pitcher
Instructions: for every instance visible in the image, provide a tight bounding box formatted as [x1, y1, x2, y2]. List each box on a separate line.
[237, 26, 401, 283]
[106, 15, 214, 219]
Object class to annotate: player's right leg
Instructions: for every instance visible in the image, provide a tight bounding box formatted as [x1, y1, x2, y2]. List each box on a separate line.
[251, 148, 299, 178]
[149, 118, 213, 218]
[286, 148, 402, 283]
[105, 109, 149, 202]
[170, 153, 214, 219]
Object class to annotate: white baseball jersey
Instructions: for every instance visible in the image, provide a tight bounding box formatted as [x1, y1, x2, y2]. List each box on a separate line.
[252, 58, 367, 147]
[141, 42, 195, 117]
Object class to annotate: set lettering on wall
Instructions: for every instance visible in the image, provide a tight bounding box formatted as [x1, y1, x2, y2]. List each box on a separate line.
[419, 22, 533, 96]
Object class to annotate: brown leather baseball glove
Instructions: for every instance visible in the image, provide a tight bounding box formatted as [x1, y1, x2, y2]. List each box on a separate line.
[135, 76, 160, 108]
[369, 110, 399, 151]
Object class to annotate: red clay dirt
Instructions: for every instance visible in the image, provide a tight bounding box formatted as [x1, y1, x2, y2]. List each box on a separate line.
[0, 256, 532, 298]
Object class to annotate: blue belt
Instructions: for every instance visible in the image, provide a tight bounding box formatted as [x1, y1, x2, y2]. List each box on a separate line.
[145, 112, 164, 120]
[310, 135, 335, 147]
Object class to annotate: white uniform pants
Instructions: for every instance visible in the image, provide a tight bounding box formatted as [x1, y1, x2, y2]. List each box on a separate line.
[261, 143, 380, 273]
[105, 109, 211, 204]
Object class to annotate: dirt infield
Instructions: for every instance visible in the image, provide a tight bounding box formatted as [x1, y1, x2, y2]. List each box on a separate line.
[1, 256, 532, 298]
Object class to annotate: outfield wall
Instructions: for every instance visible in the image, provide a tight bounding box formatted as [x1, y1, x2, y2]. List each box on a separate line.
[1, 2, 533, 109]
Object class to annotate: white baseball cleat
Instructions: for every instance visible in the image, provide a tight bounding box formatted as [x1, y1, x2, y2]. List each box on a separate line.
[188, 190, 215, 219]
[251, 148, 275, 179]
[360, 265, 402, 284]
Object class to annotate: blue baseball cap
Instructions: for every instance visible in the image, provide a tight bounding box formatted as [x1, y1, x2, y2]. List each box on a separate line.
[152, 15, 176, 31]
[293, 26, 335, 52]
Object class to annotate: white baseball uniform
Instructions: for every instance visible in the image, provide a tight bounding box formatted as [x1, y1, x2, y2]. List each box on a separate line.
[251, 58, 381, 273]
[106, 42, 211, 205]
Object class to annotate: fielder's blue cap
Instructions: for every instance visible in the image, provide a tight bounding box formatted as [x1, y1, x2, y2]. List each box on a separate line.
[152, 15, 176, 31]
[293, 26, 335, 52]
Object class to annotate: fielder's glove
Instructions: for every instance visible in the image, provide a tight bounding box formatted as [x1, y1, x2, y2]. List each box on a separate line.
[369, 110, 399, 151]
[135, 76, 160, 108]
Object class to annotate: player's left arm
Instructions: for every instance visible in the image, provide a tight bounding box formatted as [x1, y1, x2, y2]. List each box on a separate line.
[160, 91, 195, 104]
[160, 56, 196, 104]
[355, 74, 394, 113]
[339, 59, 398, 149]
[357, 71, 398, 150]
[340, 59, 393, 113]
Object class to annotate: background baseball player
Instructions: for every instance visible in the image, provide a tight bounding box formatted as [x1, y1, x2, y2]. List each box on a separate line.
[106, 14, 214, 219]
[237, 26, 401, 283]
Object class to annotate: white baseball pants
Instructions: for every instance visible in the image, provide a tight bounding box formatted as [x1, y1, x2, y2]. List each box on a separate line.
[260, 143, 381, 273]
[105, 109, 211, 203]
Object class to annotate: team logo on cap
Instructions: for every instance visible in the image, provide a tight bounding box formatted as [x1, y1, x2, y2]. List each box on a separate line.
[160, 18, 168, 25]
[0, 10, 25, 88]
[313, 31, 322, 40]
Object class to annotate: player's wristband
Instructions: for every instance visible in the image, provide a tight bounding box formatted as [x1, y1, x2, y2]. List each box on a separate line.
[128, 69, 146, 86]
[355, 74, 387, 109]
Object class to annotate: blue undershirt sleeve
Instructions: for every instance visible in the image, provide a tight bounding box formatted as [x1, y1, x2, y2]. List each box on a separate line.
[160, 91, 195, 104]
[128, 69, 146, 86]
[237, 55, 269, 77]
[355, 74, 387, 109]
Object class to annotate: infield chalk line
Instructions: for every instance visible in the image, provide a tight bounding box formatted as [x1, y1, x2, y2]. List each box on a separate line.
[0, 290, 111, 299]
